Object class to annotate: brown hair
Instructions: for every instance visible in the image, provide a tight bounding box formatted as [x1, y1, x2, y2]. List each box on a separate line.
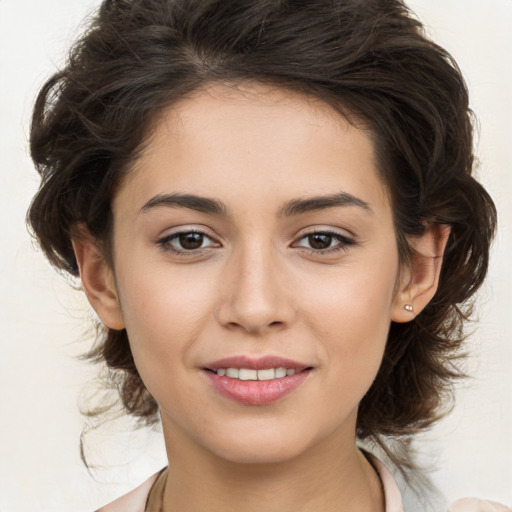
[27, 0, 496, 470]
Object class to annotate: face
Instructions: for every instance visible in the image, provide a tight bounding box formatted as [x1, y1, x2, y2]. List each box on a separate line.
[104, 83, 406, 464]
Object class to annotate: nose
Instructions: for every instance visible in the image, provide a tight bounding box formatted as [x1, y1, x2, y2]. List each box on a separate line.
[215, 244, 295, 335]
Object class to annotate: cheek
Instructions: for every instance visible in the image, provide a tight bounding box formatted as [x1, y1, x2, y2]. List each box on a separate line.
[114, 264, 216, 375]
[302, 251, 398, 388]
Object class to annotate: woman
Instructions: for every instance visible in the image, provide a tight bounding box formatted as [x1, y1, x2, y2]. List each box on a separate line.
[26, 0, 507, 510]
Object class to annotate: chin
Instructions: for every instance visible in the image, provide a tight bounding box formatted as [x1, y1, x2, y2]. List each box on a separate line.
[199, 423, 322, 466]
[212, 442, 307, 465]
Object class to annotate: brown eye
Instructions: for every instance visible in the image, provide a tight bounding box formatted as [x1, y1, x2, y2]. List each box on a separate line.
[158, 230, 218, 254]
[293, 230, 355, 254]
[179, 232, 204, 250]
[307, 233, 333, 250]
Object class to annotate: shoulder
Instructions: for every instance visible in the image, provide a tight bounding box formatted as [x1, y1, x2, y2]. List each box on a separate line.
[449, 498, 511, 512]
[363, 449, 510, 512]
[95, 471, 162, 512]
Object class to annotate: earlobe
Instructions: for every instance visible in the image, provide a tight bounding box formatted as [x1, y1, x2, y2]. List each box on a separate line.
[71, 224, 125, 330]
[391, 224, 451, 323]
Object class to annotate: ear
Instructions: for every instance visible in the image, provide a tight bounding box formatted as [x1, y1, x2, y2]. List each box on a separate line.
[391, 223, 451, 323]
[71, 224, 125, 330]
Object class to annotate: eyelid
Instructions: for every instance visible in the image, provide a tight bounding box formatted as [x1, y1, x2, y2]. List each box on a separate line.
[156, 226, 221, 255]
[154, 225, 356, 257]
[291, 228, 357, 254]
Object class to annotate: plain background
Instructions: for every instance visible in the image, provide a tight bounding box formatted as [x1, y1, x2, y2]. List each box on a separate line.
[1, 1, 511, 510]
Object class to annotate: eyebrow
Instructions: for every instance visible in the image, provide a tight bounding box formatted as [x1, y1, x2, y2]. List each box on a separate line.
[140, 193, 229, 216]
[139, 191, 372, 217]
[278, 192, 373, 217]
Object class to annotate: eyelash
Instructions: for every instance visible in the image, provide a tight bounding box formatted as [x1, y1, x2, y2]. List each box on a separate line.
[156, 229, 356, 256]
[293, 230, 356, 255]
[156, 229, 219, 256]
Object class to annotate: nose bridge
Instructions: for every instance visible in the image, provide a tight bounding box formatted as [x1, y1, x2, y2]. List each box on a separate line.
[218, 236, 292, 333]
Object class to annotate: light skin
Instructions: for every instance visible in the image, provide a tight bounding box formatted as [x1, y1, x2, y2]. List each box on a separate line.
[73, 83, 450, 512]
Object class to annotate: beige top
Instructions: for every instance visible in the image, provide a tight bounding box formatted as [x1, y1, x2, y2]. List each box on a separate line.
[96, 455, 510, 512]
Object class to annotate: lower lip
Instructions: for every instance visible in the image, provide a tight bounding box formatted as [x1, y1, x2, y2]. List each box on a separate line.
[204, 370, 311, 405]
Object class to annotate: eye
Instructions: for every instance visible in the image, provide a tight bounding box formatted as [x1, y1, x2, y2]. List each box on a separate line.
[157, 230, 219, 254]
[293, 230, 355, 254]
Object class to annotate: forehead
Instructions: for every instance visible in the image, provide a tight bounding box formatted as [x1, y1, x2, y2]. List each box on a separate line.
[114, 82, 391, 219]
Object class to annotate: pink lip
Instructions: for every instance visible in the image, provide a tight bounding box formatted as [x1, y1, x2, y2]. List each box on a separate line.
[205, 355, 309, 371]
[203, 356, 313, 406]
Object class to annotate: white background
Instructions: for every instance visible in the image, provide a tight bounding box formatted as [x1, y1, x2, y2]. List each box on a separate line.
[0, 1, 511, 510]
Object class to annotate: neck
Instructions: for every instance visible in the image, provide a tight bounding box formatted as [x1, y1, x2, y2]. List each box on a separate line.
[159, 422, 384, 512]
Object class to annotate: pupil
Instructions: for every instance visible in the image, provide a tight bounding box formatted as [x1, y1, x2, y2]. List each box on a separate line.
[179, 233, 203, 250]
[309, 234, 332, 250]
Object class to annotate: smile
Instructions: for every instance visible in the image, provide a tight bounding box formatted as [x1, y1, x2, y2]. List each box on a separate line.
[214, 367, 297, 380]
[203, 356, 313, 405]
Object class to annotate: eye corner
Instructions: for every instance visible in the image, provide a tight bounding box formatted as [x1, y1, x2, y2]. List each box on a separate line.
[156, 228, 222, 256]
[291, 228, 357, 256]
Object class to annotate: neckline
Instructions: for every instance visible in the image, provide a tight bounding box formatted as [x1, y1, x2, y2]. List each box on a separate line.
[143, 452, 404, 512]
[363, 452, 405, 512]
[144, 467, 167, 512]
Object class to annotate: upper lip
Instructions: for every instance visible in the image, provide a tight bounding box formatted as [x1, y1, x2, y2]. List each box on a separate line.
[204, 355, 312, 371]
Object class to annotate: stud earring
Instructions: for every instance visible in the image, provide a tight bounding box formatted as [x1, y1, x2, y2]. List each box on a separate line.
[404, 304, 414, 312]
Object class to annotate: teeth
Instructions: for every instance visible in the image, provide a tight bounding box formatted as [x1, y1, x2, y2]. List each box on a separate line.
[239, 369, 257, 381]
[275, 367, 287, 378]
[257, 368, 275, 381]
[226, 368, 239, 378]
[215, 367, 299, 380]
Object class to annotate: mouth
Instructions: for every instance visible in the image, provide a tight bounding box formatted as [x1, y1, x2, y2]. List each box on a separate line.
[205, 366, 308, 380]
[203, 356, 313, 405]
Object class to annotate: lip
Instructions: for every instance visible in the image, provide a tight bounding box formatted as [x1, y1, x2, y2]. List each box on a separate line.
[204, 355, 310, 371]
[203, 355, 313, 406]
